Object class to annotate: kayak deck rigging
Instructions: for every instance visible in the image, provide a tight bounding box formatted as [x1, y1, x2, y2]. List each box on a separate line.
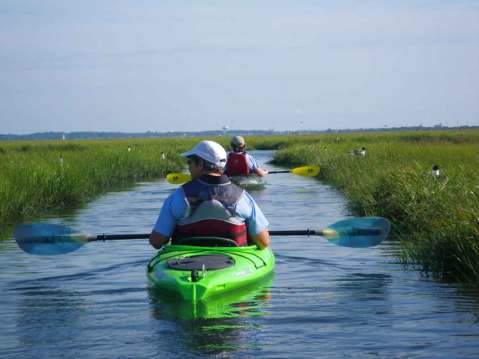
[147, 243, 275, 301]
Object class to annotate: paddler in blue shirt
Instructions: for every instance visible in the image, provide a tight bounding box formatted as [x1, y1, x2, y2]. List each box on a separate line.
[225, 136, 268, 177]
[149, 140, 271, 249]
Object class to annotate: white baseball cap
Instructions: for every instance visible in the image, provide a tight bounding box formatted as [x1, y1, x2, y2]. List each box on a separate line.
[181, 140, 227, 168]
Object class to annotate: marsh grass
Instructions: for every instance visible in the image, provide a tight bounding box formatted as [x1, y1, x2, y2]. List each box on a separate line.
[0, 138, 199, 230]
[2, 131, 479, 284]
[270, 130, 479, 284]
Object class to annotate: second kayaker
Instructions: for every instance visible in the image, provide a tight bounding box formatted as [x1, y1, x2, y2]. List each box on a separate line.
[149, 140, 271, 250]
[224, 136, 268, 177]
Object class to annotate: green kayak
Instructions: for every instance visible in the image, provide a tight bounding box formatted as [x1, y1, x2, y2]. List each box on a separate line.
[230, 175, 266, 190]
[148, 275, 274, 319]
[147, 239, 275, 302]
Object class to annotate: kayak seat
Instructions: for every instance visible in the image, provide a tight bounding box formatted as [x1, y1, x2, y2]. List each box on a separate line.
[174, 236, 239, 247]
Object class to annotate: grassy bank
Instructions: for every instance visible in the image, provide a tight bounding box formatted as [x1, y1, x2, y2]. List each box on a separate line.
[3, 131, 479, 285]
[0, 135, 262, 231]
[269, 130, 479, 284]
[0, 138, 199, 231]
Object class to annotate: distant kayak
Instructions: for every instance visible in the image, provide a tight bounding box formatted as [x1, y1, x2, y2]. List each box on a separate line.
[230, 175, 266, 190]
[147, 240, 275, 302]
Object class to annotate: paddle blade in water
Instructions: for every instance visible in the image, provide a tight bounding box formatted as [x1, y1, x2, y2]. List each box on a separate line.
[323, 217, 390, 248]
[14, 223, 88, 255]
[166, 173, 191, 184]
[291, 165, 320, 177]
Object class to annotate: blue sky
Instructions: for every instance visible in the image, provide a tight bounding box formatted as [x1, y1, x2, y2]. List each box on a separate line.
[1, 0, 478, 134]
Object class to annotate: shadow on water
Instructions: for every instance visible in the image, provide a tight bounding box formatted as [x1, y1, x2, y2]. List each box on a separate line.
[15, 285, 85, 323]
[334, 272, 393, 301]
[447, 285, 479, 322]
[332, 272, 395, 317]
[147, 276, 274, 355]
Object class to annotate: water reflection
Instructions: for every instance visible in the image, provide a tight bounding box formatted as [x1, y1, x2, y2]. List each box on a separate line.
[450, 286, 479, 322]
[148, 276, 273, 320]
[148, 277, 273, 355]
[0, 224, 14, 241]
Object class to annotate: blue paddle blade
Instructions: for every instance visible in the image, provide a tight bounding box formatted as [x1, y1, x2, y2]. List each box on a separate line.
[325, 217, 391, 248]
[14, 223, 87, 255]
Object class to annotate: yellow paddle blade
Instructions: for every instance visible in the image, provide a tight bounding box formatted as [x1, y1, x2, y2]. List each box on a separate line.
[166, 173, 191, 184]
[291, 165, 320, 177]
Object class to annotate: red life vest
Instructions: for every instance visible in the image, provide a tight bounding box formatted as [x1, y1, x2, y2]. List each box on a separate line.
[172, 176, 248, 246]
[225, 152, 249, 176]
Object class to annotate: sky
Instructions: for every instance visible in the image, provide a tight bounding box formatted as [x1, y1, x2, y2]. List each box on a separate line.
[1, 0, 478, 134]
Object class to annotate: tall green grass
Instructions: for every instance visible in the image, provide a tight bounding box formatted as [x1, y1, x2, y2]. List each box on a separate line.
[269, 130, 479, 284]
[3, 131, 479, 284]
[0, 138, 198, 231]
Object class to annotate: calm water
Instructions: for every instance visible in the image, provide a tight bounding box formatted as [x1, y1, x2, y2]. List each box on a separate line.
[1, 151, 479, 358]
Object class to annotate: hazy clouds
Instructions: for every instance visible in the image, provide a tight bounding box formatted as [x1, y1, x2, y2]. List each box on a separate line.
[1, 0, 478, 133]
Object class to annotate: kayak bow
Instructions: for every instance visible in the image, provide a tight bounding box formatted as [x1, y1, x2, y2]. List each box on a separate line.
[230, 175, 266, 190]
[147, 242, 275, 301]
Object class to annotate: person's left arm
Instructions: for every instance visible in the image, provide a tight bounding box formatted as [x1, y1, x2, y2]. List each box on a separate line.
[237, 192, 270, 248]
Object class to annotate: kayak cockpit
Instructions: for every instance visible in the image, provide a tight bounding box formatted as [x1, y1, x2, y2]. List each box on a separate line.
[173, 236, 240, 247]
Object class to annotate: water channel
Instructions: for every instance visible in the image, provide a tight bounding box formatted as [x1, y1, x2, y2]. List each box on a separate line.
[1, 151, 478, 358]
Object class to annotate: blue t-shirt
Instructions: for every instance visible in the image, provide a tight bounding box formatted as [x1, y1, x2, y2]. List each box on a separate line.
[245, 153, 260, 173]
[153, 186, 269, 238]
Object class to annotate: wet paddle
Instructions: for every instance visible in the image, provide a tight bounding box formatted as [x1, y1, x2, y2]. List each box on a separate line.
[14, 217, 389, 255]
[166, 173, 192, 185]
[268, 165, 320, 176]
[166, 165, 320, 185]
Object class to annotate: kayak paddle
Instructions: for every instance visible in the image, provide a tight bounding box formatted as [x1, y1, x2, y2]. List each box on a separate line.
[166, 173, 192, 185]
[166, 165, 320, 185]
[268, 165, 320, 177]
[14, 217, 389, 255]
[270, 216, 390, 248]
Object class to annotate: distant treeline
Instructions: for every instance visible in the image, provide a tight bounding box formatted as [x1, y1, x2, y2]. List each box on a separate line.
[1, 126, 477, 141]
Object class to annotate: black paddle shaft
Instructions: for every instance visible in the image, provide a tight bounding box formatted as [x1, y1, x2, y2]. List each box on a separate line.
[267, 170, 290, 174]
[88, 233, 150, 241]
[269, 229, 320, 236]
[87, 231, 320, 241]
[87, 228, 381, 241]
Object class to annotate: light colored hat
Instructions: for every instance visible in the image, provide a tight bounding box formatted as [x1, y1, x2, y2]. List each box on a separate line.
[231, 135, 245, 147]
[181, 140, 227, 168]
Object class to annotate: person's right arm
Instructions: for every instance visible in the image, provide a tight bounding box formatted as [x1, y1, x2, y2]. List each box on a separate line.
[149, 189, 187, 249]
[250, 229, 270, 249]
[247, 154, 268, 177]
[149, 231, 169, 249]
[254, 167, 268, 177]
